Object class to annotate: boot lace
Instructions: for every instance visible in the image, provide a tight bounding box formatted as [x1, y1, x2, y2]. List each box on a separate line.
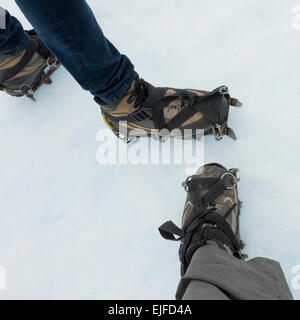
[127, 78, 149, 109]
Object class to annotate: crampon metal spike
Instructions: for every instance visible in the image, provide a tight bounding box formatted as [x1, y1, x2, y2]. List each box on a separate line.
[230, 98, 243, 107]
[226, 127, 237, 140]
[43, 77, 53, 85]
[24, 87, 36, 101]
[26, 93, 36, 102]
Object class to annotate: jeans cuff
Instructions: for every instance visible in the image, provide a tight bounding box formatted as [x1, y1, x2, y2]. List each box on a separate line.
[0, 11, 31, 59]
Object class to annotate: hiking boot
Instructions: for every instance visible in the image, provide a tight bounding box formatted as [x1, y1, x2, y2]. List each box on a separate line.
[95, 77, 242, 142]
[159, 163, 245, 275]
[0, 30, 60, 101]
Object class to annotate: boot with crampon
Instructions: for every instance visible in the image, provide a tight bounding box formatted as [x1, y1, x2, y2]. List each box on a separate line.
[0, 30, 60, 101]
[95, 77, 242, 142]
[159, 163, 246, 276]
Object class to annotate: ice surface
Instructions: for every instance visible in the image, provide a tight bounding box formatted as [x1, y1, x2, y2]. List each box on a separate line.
[0, 0, 299, 299]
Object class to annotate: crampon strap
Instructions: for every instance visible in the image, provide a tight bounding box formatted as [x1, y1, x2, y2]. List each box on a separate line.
[0, 39, 38, 83]
[162, 87, 227, 131]
[26, 30, 51, 60]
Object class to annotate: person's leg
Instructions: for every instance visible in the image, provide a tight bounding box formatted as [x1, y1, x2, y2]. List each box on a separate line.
[15, 0, 136, 104]
[181, 276, 230, 300]
[159, 163, 293, 300]
[178, 245, 293, 300]
[0, 7, 30, 58]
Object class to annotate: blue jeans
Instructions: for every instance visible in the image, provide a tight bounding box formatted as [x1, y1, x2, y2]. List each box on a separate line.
[0, 1, 136, 104]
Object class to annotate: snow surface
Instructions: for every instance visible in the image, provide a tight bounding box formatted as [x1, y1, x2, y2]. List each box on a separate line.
[0, 0, 300, 299]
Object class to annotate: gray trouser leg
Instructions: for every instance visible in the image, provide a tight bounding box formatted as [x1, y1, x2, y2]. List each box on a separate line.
[177, 245, 293, 300]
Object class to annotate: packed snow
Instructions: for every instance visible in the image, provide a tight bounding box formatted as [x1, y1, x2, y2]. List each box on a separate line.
[0, 0, 299, 299]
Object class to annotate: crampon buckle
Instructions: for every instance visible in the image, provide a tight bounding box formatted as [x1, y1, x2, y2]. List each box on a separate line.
[182, 176, 193, 192]
[212, 124, 224, 141]
[221, 172, 240, 190]
[219, 85, 229, 96]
